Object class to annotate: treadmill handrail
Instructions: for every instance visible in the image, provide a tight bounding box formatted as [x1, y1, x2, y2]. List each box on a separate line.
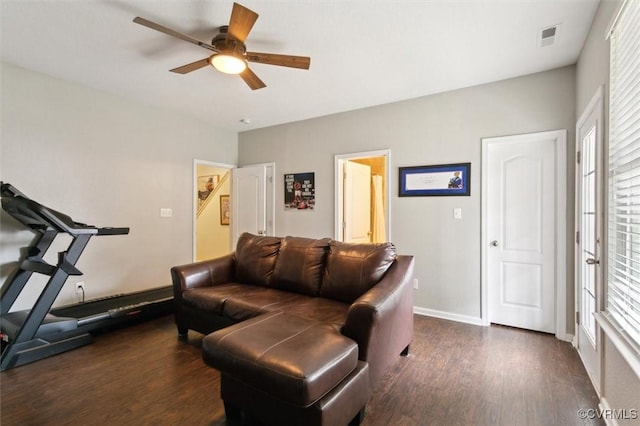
[0, 182, 27, 198]
[1, 183, 129, 236]
[2, 197, 98, 235]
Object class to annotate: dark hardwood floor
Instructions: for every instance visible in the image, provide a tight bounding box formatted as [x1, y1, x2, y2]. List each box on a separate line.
[0, 314, 603, 426]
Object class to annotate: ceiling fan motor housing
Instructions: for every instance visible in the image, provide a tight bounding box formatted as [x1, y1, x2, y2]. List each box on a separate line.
[212, 26, 246, 55]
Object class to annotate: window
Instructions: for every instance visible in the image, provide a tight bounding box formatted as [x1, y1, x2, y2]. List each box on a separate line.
[607, 0, 640, 348]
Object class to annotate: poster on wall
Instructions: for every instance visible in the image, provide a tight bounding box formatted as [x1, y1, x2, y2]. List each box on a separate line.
[284, 172, 315, 210]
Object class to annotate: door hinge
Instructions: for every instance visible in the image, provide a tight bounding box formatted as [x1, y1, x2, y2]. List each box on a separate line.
[576, 231, 580, 245]
[576, 311, 580, 325]
[576, 151, 581, 164]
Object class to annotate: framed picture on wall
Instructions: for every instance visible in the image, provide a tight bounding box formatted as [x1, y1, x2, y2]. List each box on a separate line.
[197, 175, 220, 207]
[399, 163, 471, 196]
[219, 195, 230, 225]
[284, 172, 315, 210]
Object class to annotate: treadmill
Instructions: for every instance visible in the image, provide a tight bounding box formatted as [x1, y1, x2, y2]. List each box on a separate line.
[0, 182, 173, 371]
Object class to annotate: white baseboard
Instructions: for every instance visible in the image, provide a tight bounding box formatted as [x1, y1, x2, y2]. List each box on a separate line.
[413, 306, 576, 342]
[599, 397, 618, 426]
[560, 333, 575, 343]
[413, 306, 484, 326]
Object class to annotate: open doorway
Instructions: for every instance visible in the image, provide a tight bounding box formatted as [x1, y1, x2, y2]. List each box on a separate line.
[334, 150, 390, 243]
[193, 160, 235, 261]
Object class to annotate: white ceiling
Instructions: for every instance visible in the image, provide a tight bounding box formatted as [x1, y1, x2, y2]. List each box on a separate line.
[1, 0, 599, 132]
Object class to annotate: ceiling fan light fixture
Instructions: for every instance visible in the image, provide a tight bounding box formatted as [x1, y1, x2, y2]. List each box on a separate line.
[210, 53, 247, 74]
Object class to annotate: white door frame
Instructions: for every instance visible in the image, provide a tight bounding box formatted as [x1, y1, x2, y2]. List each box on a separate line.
[573, 85, 604, 393]
[481, 130, 567, 340]
[193, 159, 235, 261]
[334, 150, 391, 242]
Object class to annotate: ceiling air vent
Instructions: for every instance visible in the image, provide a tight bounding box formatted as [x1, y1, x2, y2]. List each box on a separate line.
[539, 24, 560, 47]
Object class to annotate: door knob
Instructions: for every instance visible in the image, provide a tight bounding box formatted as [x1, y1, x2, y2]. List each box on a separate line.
[490, 240, 499, 247]
[586, 258, 599, 265]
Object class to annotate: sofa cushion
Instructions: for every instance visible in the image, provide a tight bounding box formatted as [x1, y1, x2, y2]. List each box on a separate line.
[234, 233, 282, 287]
[203, 311, 359, 407]
[222, 287, 309, 321]
[181, 283, 249, 313]
[282, 297, 350, 327]
[271, 236, 331, 296]
[320, 241, 396, 303]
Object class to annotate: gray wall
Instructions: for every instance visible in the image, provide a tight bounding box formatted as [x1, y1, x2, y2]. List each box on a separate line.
[239, 66, 576, 326]
[576, 0, 640, 418]
[0, 63, 237, 309]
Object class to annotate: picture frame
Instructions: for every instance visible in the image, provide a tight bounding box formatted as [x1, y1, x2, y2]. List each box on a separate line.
[219, 195, 230, 225]
[197, 174, 219, 208]
[284, 172, 315, 210]
[399, 163, 471, 197]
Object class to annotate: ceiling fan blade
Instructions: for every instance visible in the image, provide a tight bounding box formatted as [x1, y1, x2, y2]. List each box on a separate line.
[228, 3, 259, 43]
[240, 67, 266, 90]
[170, 58, 211, 74]
[246, 52, 311, 70]
[133, 17, 218, 52]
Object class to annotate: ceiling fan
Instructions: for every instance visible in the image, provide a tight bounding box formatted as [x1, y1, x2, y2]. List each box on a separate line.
[133, 2, 311, 90]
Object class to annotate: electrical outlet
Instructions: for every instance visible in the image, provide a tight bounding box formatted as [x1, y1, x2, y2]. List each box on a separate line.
[413, 278, 419, 289]
[160, 208, 173, 218]
[76, 282, 85, 303]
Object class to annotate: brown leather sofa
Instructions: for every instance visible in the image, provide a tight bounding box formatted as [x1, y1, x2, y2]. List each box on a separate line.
[171, 233, 415, 424]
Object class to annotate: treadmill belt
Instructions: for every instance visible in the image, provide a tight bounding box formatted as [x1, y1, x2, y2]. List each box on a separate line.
[51, 286, 173, 319]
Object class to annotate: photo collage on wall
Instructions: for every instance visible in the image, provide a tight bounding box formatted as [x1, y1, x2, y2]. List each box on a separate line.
[284, 172, 315, 210]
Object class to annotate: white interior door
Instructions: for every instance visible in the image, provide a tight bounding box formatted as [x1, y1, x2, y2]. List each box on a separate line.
[231, 163, 274, 246]
[344, 160, 371, 243]
[485, 131, 564, 333]
[575, 87, 603, 391]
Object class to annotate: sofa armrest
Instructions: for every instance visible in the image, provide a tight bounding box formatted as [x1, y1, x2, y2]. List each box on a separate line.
[170, 253, 236, 301]
[341, 255, 414, 385]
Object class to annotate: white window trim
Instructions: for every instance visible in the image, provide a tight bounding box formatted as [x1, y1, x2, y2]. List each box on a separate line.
[595, 312, 640, 378]
[602, 0, 640, 376]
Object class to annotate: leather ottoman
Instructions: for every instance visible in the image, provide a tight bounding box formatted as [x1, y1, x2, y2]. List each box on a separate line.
[202, 311, 370, 425]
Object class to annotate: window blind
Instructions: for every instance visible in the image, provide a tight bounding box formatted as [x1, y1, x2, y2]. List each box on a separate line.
[608, 0, 640, 347]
